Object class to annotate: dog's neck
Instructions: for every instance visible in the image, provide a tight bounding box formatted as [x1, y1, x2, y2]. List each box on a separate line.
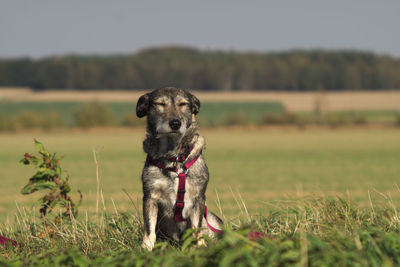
[143, 124, 198, 159]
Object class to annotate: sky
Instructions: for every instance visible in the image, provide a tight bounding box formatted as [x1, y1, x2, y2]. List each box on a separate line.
[1, 0, 400, 58]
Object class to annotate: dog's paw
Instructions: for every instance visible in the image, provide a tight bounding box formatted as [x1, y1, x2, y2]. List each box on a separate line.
[141, 234, 156, 251]
[193, 231, 207, 248]
[196, 238, 207, 248]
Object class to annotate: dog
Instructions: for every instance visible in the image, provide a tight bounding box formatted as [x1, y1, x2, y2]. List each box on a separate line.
[136, 87, 223, 251]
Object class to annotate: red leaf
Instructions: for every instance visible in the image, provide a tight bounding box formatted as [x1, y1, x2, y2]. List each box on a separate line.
[248, 231, 268, 240]
[0, 235, 17, 247]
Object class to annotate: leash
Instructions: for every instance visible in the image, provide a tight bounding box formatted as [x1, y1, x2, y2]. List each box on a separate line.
[146, 148, 222, 234]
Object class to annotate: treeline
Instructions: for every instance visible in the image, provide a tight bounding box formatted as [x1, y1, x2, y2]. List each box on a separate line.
[1, 46, 400, 90]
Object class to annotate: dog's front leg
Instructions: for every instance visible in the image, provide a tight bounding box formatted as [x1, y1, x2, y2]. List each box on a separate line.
[189, 199, 207, 247]
[184, 135, 204, 164]
[142, 197, 158, 251]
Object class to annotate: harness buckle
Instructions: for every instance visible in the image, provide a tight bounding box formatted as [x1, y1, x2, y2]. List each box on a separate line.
[176, 201, 184, 208]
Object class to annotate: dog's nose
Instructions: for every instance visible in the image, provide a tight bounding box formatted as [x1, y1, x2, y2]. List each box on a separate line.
[169, 119, 181, 130]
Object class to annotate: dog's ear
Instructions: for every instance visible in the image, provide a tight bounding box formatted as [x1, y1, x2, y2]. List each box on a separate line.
[136, 93, 150, 118]
[189, 93, 200, 115]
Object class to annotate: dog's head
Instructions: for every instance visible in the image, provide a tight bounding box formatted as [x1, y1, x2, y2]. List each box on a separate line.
[136, 87, 200, 136]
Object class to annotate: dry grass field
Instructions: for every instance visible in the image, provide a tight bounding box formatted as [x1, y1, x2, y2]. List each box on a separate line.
[1, 128, 400, 222]
[1, 87, 400, 111]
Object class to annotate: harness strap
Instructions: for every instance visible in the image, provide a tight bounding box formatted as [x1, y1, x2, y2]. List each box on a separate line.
[174, 172, 187, 222]
[203, 205, 223, 234]
[145, 156, 177, 172]
[173, 153, 200, 222]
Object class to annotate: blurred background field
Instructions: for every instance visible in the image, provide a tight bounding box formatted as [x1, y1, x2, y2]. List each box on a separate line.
[1, 89, 400, 130]
[1, 128, 400, 222]
[0, 100, 284, 127]
[0, 88, 399, 222]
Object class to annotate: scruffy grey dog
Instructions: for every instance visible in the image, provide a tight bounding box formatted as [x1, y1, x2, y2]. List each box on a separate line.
[136, 87, 222, 251]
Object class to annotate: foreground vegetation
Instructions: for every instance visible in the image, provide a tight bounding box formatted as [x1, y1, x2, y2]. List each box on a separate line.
[1, 46, 400, 91]
[1, 197, 400, 266]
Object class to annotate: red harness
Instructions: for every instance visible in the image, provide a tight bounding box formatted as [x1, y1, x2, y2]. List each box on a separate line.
[146, 150, 223, 234]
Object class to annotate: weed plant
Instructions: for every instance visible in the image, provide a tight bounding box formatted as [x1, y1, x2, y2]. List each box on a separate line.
[20, 140, 81, 220]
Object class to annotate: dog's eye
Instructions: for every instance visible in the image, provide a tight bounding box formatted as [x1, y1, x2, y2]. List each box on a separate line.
[155, 102, 166, 107]
[179, 103, 188, 107]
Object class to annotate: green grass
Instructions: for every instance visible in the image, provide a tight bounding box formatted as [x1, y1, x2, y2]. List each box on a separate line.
[1, 128, 400, 265]
[0, 101, 285, 126]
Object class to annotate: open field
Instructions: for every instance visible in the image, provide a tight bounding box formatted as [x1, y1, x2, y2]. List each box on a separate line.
[1, 128, 400, 265]
[1, 128, 400, 221]
[1, 88, 400, 111]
